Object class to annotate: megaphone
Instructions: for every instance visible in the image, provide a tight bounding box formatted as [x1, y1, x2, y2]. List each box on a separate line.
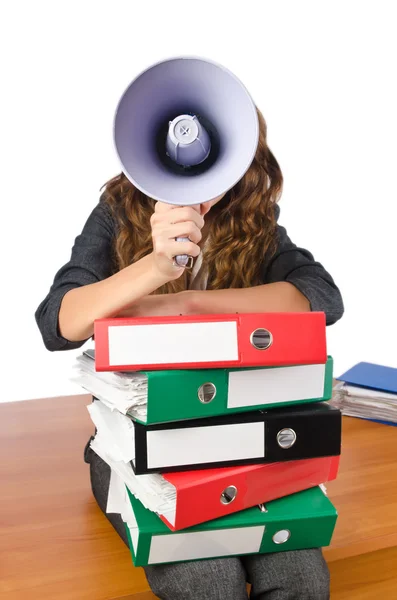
[113, 56, 259, 266]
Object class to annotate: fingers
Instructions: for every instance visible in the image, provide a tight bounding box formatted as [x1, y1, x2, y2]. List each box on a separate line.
[171, 239, 201, 258]
[170, 222, 203, 244]
[153, 237, 201, 261]
[152, 203, 205, 229]
[154, 201, 201, 215]
[151, 218, 202, 244]
[151, 203, 204, 248]
[150, 201, 204, 279]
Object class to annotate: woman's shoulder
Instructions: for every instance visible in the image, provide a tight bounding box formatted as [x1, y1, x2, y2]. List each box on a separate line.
[81, 193, 118, 240]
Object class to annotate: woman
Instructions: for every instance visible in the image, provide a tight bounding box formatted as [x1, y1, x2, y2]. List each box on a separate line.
[35, 108, 343, 599]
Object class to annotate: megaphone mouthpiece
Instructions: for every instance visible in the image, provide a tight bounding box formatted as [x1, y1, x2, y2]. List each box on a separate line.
[166, 114, 211, 167]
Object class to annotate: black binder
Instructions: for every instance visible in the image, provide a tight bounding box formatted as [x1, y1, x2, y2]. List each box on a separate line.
[119, 401, 342, 475]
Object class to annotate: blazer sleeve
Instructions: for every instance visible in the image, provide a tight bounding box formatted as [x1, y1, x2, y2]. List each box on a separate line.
[35, 200, 116, 351]
[261, 205, 344, 325]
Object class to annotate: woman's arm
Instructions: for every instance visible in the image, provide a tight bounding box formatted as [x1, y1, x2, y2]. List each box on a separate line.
[185, 281, 310, 314]
[58, 253, 169, 342]
[36, 201, 169, 348]
[35, 201, 116, 351]
[35, 198, 203, 350]
[186, 206, 343, 323]
[260, 208, 344, 325]
[117, 206, 343, 322]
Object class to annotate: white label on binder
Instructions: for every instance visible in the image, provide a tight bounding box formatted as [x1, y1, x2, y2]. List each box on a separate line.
[146, 422, 265, 468]
[227, 363, 326, 409]
[148, 525, 265, 564]
[108, 321, 239, 366]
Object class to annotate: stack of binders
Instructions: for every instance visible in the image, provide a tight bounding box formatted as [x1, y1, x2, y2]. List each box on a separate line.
[73, 312, 342, 566]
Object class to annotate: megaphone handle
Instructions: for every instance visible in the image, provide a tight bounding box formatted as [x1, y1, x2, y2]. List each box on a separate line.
[174, 237, 194, 269]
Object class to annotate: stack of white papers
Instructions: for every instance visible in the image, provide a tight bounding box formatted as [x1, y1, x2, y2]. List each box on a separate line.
[332, 381, 397, 423]
[71, 352, 148, 420]
[90, 427, 177, 525]
[106, 467, 136, 526]
[87, 400, 136, 463]
[73, 354, 178, 524]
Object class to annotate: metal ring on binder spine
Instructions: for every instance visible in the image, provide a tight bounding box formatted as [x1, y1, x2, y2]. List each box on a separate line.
[250, 328, 273, 350]
[276, 428, 297, 449]
[220, 485, 238, 504]
[198, 382, 217, 404]
[272, 529, 291, 544]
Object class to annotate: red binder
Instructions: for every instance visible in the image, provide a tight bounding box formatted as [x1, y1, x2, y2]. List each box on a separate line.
[160, 455, 340, 531]
[94, 312, 327, 372]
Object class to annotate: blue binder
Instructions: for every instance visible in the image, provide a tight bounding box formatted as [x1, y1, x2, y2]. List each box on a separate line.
[337, 362, 397, 394]
[337, 362, 397, 426]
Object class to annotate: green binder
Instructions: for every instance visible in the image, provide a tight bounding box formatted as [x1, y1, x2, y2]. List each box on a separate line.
[130, 357, 333, 424]
[124, 486, 337, 566]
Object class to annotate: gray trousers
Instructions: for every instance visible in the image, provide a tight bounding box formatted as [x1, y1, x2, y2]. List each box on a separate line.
[85, 443, 330, 600]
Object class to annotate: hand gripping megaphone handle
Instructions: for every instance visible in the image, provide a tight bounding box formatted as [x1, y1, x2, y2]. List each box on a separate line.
[174, 237, 194, 269]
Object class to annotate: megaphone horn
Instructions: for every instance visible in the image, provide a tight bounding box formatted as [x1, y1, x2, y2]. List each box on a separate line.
[113, 56, 259, 267]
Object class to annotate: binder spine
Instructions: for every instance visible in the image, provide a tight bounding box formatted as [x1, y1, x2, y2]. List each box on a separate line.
[94, 312, 328, 371]
[165, 455, 341, 531]
[144, 358, 334, 425]
[127, 510, 337, 566]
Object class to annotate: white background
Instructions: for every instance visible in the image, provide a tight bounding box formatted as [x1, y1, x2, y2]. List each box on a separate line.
[1, 1, 396, 402]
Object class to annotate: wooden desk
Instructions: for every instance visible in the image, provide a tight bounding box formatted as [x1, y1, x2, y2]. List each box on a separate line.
[0, 395, 396, 600]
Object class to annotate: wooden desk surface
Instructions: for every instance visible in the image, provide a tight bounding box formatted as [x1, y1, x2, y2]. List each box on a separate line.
[0, 394, 396, 600]
[325, 414, 397, 562]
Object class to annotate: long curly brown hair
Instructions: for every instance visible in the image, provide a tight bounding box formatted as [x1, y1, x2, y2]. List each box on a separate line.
[101, 108, 283, 294]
